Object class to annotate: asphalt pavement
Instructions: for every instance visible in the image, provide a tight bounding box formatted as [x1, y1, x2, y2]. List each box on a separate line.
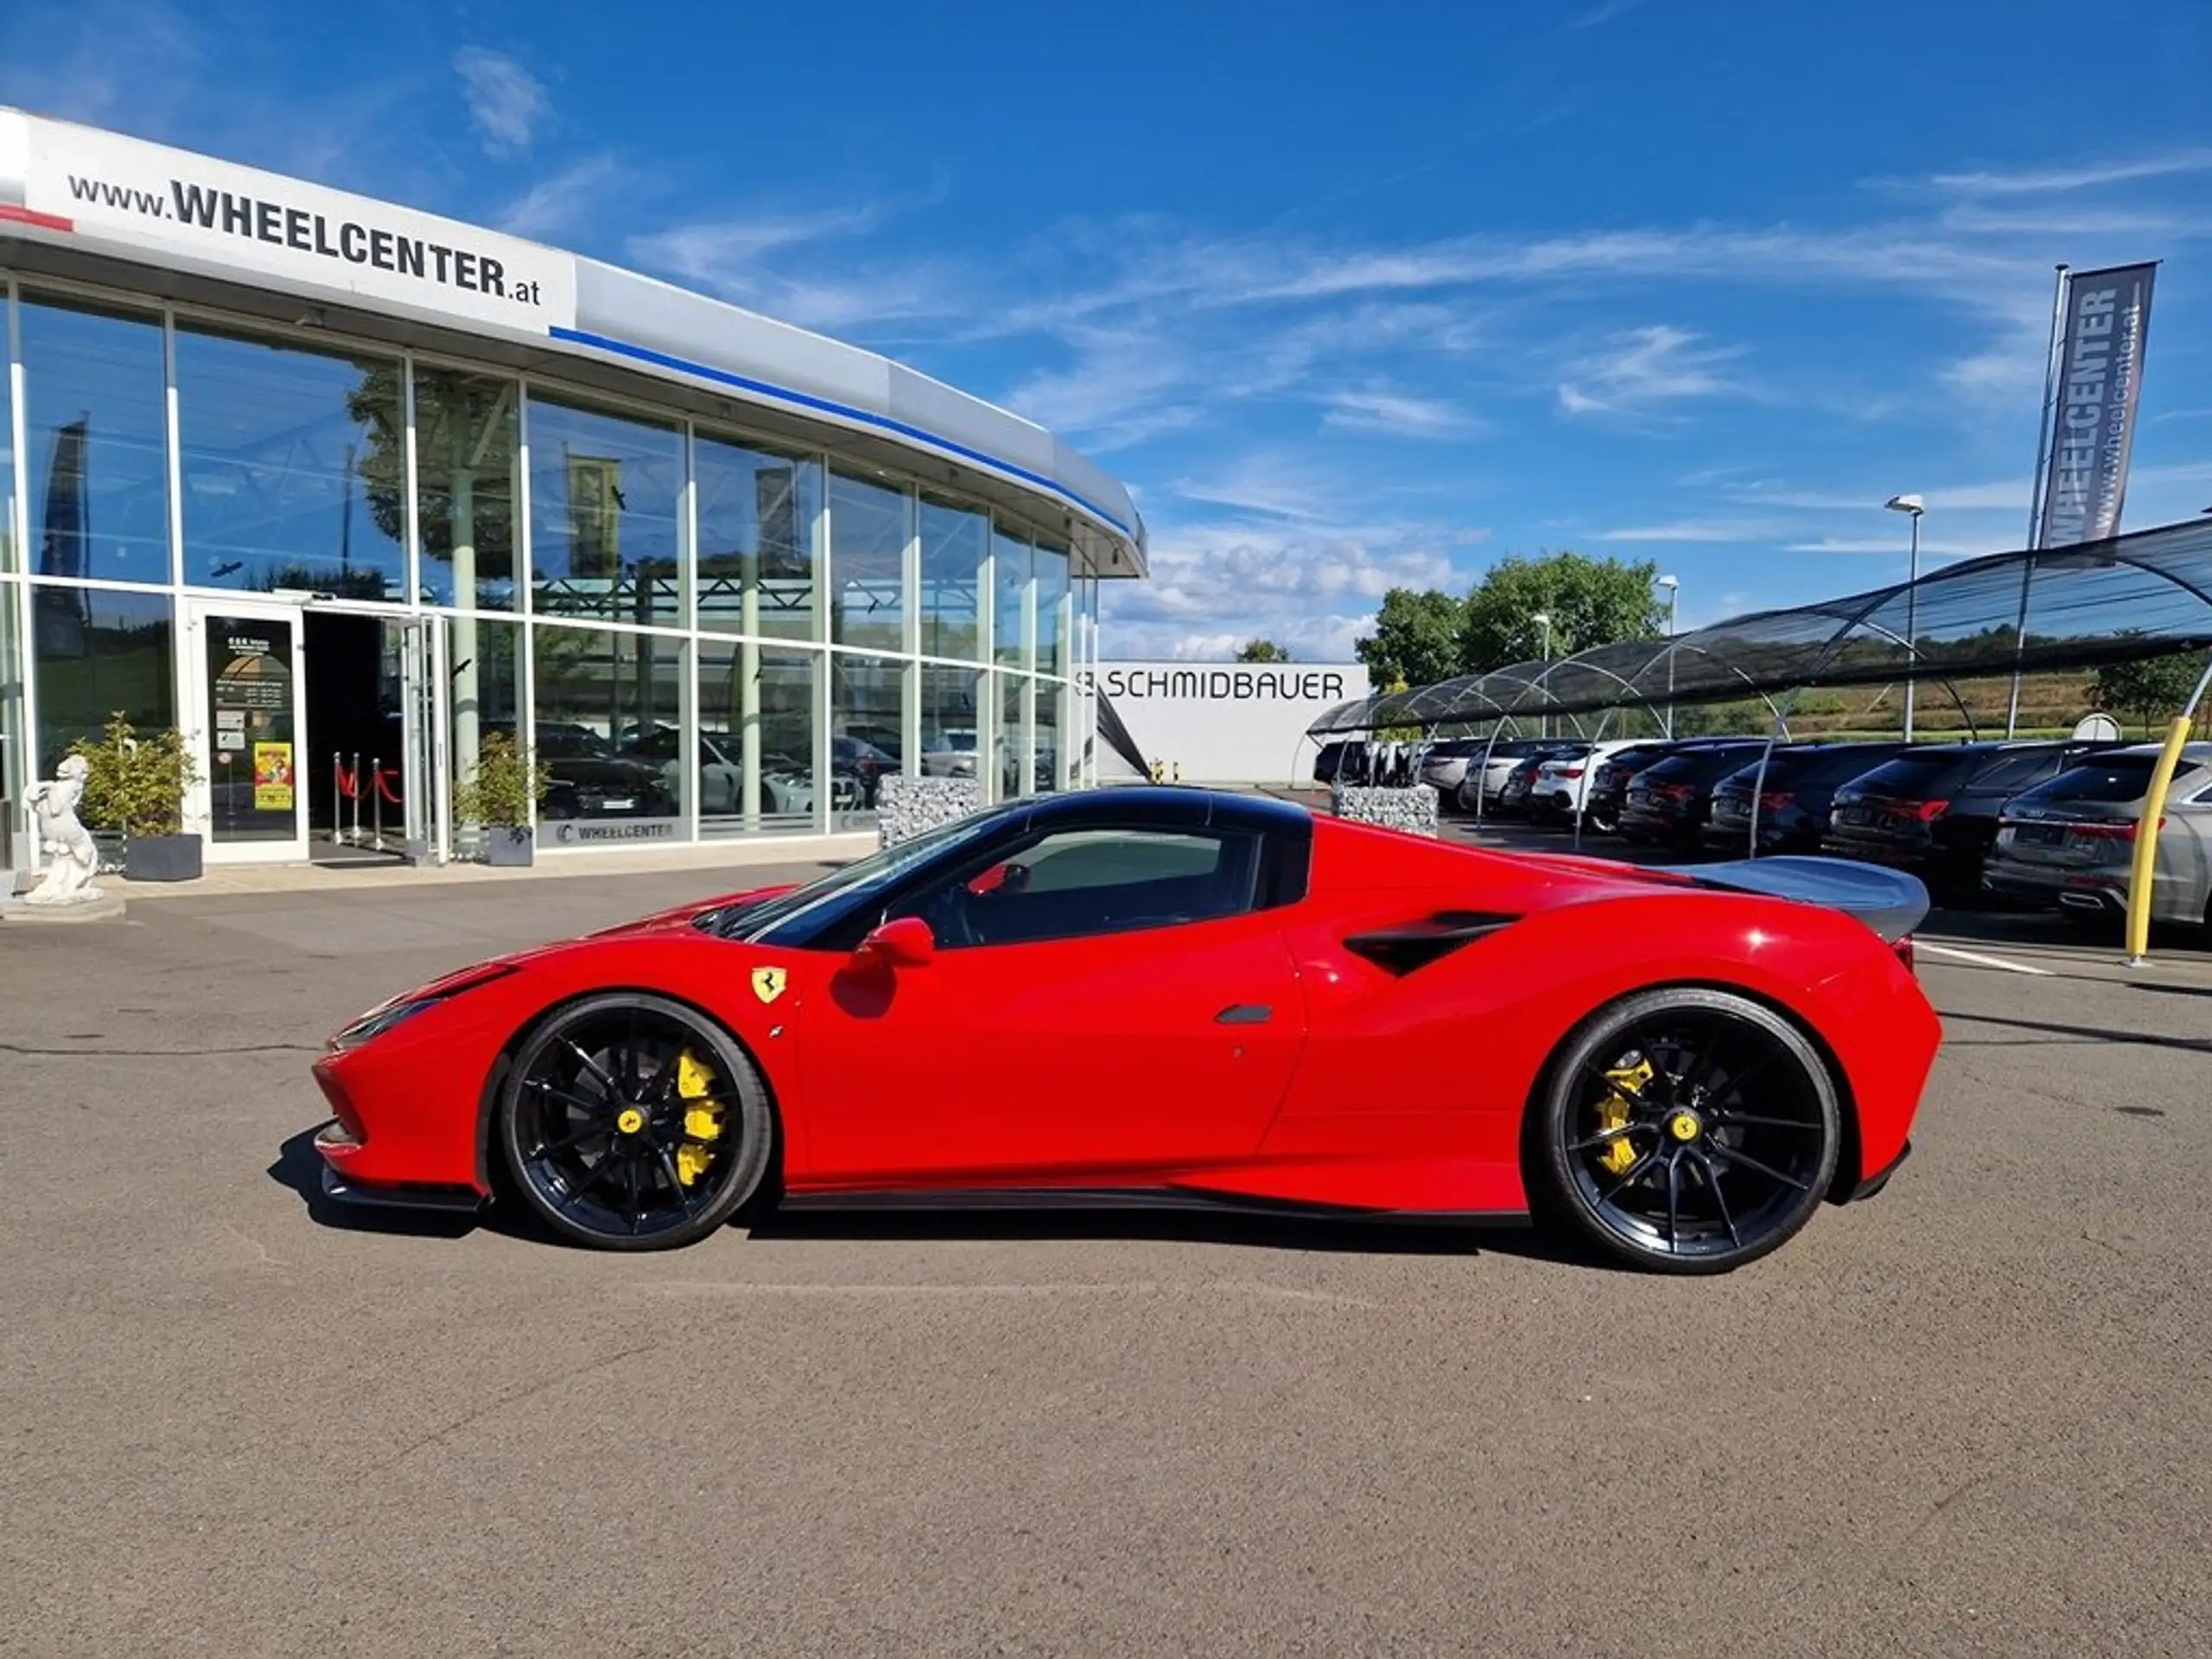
[1, 847, 2207, 1657]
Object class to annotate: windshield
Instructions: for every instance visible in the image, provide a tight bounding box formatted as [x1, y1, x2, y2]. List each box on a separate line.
[728, 804, 1017, 940]
[1840, 753, 1956, 798]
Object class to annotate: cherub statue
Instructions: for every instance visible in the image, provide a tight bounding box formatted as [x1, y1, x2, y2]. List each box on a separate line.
[25, 754, 101, 906]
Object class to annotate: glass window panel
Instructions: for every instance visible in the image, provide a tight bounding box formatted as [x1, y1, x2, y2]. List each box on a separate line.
[919, 664, 983, 780]
[531, 623, 684, 825]
[527, 397, 682, 625]
[697, 637, 817, 833]
[1033, 675, 1062, 794]
[919, 496, 986, 662]
[696, 435, 818, 640]
[828, 471, 908, 652]
[1, 310, 16, 575]
[19, 297, 171, 586]
[0, 578, 25, 814]
[995, 671, 1031, 800]
[830, 650, 904, 830]
[447, 614, 522, 842]
[993, 528, 1031, 670]
[415, 369, 519, 609]
[31, 584, 174, 772]
[1034, 543, 1071, 679]
[173, 327, 404, 598]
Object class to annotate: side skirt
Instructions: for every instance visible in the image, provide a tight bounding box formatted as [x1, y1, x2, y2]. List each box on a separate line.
[780, 1187, 1532, 1228]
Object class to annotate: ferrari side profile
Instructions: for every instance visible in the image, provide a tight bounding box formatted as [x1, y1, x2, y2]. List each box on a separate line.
[312, 787, 1941, 1273]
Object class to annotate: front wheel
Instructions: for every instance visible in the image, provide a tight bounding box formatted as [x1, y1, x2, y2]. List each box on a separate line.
[499, 993, 777, 1250]
[1529, 988, 1841, 1274]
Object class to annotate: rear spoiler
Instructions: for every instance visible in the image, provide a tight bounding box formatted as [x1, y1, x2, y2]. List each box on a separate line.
[1690, 856, 1929, 944]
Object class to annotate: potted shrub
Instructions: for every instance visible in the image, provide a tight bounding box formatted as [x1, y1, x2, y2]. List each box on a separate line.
[454, 732, 549, 867]
[72, 714, 204, 882]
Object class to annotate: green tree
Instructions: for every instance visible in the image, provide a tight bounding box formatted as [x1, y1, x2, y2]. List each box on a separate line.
[2094, 647, 2208, 736]
[1459, 550, 1666, 673]
[1356, 588, 1465, 689]
[1235, 639, 1293, 662]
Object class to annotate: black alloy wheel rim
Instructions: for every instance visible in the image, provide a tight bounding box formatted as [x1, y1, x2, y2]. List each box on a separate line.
[513, 1007, 742, 1239]
[1564, 1013, 1827, 1260]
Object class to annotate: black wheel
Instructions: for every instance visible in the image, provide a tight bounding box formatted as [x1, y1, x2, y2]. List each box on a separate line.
[499, 993, 776, 1250]
[1529, 988, 1840, 1274]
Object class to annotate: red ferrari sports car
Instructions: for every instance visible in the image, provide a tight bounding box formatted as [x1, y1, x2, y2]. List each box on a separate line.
[312, 787, 1940, 1273]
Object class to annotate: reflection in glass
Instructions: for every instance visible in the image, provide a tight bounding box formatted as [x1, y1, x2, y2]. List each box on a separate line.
[19, 297, 171, 586]
[531, 624, 685, 824]
[993, 527, 1031, 671]
[698, 638, 817, 833]
[696, 435, 818, 639]
[1034, 543, 1071, 680]
[995, 671, 1032, 801]
[919, 664, 983, 781]
[920, 497, 986, 662]
[1, 317, 16, 575]
[172, 327, 404, 597]
[527, 397, 683, 625]
[830, 651, 904, 830]
[1033, 674, 1063, 794]
[829, 472, 908, 652]
[0, 572, 24, 812]
[32, 584, 174, 771]
[414, 368, 519, 608]
[447, 615, 520, 844]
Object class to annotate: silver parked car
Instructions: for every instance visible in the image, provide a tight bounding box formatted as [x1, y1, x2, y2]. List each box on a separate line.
[1981, 741, 2212, 927]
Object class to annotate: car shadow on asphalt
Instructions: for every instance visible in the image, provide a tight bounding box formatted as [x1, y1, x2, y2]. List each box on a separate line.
[265, 1128, 1608, 1266]
[266, 1128, 499, 1243]
[747, 1205, 1606, 1268]
[1941, 1010, 2212, 1055]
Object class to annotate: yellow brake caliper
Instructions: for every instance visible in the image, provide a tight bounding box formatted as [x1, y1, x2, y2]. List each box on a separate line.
[1595, 1057, 1652, 1175]
[673, 1049, 723, 1186]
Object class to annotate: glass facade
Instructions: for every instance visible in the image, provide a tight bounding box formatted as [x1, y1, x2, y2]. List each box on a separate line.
[0, 275, 1103, 861]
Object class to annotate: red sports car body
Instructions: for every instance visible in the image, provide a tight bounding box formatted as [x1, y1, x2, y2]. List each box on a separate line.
[313, 788, 1940, 1271]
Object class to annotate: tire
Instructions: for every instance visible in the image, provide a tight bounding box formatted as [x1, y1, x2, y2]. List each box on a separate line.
[1528, 988, 1841, 1274]
[498, 992, 777, 1251]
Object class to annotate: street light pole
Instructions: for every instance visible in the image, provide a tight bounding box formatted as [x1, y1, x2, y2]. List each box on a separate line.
[1656, 574, 1680, 739]
[1885, 494, 1925, 741]
[1532, 610, 1553, 740]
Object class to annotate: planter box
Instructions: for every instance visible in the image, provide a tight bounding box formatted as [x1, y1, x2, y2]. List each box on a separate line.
[124, 832, 204, 883]
[485, 827, 535, 868]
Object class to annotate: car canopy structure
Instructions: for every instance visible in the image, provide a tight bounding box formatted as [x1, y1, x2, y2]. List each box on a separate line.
[1306, 517, 2212, 739]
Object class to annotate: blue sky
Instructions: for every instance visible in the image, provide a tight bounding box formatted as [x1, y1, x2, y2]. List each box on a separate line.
[8, 0, 2212, 660]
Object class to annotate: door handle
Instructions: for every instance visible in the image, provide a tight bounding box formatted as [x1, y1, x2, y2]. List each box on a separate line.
[1215, 1003, 1272, 1026]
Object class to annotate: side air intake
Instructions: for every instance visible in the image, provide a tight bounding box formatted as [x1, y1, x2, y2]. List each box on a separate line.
[1343, 912, 1519, 976]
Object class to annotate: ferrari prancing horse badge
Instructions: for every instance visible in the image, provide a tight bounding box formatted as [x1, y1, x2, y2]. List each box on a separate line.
[751, 966, 788, 1004]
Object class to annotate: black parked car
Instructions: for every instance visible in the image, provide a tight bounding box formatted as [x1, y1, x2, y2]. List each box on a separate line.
[1618, 741, 1766, 853]
[1701, 741, 1910, 857]
[1823, 740, 2122, 903]
[1583, 741, 1676, 832]
[1313, 741, 1371, 786]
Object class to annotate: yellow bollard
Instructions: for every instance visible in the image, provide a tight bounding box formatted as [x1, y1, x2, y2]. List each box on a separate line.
[2122, 714, 2195, 963]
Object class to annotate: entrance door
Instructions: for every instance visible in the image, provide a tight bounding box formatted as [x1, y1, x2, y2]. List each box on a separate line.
[186, 600, 308, 862]
[392, 615, 443, 860]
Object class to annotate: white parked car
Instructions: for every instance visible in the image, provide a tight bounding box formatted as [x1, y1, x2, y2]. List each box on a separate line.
[1530, 741, 1645, 823]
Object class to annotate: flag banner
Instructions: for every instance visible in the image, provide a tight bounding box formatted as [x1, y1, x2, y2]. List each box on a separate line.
[2037, 263, 2157, 548]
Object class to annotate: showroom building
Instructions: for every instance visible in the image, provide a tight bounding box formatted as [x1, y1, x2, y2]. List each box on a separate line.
[0, 107, 1143, 867]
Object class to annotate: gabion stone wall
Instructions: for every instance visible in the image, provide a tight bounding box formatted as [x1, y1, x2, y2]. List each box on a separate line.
[878, 775, 988, 847]
[1331, 785, 1441, 837]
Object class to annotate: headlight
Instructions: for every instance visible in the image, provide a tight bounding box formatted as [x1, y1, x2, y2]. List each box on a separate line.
[328, 963, 518, 1051]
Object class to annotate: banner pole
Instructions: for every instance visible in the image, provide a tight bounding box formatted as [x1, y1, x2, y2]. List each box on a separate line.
[2007, 263, 2069, 739]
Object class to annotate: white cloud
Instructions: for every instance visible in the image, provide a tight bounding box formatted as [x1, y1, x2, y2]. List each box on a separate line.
[1596, 518, 1787, 543]
[495, 153, 629, 242]
[1573, 0, 1643, 26]
[1557, 326, 1745, 416]
[1321, 388, 1474, 437]
[454, 48, 550, 158]
[1101, 514, 1465, 661]
[1925, 149, 2212, 197]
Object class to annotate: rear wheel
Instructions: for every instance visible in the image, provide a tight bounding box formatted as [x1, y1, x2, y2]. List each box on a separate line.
[1529, 988, 1840, 1274]
[498, 993, 776, 1250]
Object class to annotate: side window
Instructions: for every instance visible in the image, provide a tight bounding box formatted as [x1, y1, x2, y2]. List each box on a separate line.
[1975, 753, 2059, 793]
[893, 828, 1262, 948]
